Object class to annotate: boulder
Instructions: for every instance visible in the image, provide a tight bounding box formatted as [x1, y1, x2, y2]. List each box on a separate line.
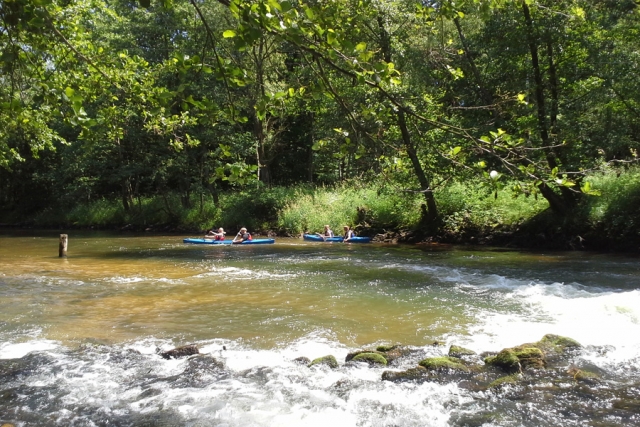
[484, 347, 545, 373]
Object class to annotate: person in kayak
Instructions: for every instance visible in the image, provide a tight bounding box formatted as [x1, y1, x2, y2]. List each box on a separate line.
[316, 224, 334, 240]
[205, 227, 226, 241]
[233, 227, 252, 243]
[343, 225, 356, 242]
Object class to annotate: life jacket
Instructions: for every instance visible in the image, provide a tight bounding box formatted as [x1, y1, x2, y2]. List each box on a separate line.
[214, 235, 224, 241]
[247, 233, 253, 240]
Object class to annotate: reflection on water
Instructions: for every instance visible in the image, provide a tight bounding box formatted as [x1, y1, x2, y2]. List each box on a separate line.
[1, 230, 640, 426]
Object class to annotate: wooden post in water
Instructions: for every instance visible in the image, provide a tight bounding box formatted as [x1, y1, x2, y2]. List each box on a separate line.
[59, 234, 68, 257]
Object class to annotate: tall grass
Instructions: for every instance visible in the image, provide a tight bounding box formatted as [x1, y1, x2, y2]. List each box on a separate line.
[579, 166, 640, 243]
[277, 184, 421, 235]
[436, 182, 549, 235]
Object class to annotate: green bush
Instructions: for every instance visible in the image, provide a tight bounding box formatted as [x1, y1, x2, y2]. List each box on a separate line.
[277, 183, 421, 235]
[436, 181, 548, 235]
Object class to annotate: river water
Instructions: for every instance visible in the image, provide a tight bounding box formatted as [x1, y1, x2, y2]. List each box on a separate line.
[1, 231, 639, 426]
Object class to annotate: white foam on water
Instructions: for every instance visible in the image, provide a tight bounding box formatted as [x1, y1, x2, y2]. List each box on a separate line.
[0, 339, 59, 359]
[461, 280, 640, 363]
[192, 266, 297, 280]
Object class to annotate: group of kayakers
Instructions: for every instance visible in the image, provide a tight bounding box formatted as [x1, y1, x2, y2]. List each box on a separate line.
[205, 227, 252, 243]
[205, 224, 356, 242]
[316, 224, 356, 242]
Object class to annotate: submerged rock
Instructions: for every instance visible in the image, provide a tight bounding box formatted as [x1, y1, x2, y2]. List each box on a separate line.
[309, 355, 338, 369]
[376, 345, 398, 352]
[381, 366, 428, 383]
[160, 345, 199, 360]
[293, 356, 311, 365]
[566, 367, 601, 385]
[488, 374, 521, 389]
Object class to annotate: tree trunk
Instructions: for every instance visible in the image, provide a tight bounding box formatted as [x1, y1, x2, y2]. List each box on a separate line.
[377, 15, 438, 222]
[397, 111, 438, 221]
[522, 1, 578, 215]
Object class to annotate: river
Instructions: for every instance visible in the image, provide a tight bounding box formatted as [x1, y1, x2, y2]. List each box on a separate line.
[1, 231, 639, 426]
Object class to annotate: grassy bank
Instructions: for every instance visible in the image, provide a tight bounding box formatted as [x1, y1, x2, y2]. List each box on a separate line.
[4, 167, 640, 251]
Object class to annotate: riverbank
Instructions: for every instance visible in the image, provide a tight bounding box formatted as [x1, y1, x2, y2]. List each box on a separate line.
[2, 167, 640, 252]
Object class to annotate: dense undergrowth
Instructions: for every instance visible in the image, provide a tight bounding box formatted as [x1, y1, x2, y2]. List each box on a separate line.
[4, 167, 640, 251]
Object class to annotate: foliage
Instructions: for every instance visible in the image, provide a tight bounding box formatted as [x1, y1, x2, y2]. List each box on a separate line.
[277, 183, 421, 235]
[2, 0, 640, 248]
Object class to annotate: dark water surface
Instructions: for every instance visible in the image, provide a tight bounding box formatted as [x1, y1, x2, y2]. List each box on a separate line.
[1, 231, 639, 426]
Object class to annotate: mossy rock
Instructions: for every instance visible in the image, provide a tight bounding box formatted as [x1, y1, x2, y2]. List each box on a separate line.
[345, 350, 387, 363]
[381, 366, 427, 383]
[484, 349, 520, 372]
[484, 347, 545, 373]
[488, 374, 521, 389]
[536, 334, 581, 354]
[449, 345, 476, 358]
[418, 356, 469, 372]
[352, 352, 388, 366]
[309, 355, 338, 369]
[513, 347, 545, 370]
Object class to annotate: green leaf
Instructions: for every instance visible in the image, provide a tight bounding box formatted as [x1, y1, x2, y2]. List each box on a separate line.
[304, 7, 315, 19]
[355, 42, 367, 52]
[223, 30, 236, 38]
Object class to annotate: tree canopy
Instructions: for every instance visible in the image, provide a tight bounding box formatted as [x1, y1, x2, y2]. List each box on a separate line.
[1, 0, 639, 223]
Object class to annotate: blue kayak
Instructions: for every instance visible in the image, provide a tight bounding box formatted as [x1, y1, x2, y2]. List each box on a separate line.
[303, 234, 371, 243]
[183, 238, 275, 245]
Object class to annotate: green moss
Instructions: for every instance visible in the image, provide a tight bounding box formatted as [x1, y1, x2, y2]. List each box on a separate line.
[352, 352, 388, 366]
[514, 347, 545, 369]
[418, 356, 469, 372]
[485, 346, 546, 372]
[309, 355, 338, 369]
[537, 334, 581, 353]
[376, 345, 398, 352]
[449, 345, 476, 358]
[485, 349, 520, 372]
[346, 350, 387, 362]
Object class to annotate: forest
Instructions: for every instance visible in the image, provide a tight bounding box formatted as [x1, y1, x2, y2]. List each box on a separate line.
[1, 0, 640, 250]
